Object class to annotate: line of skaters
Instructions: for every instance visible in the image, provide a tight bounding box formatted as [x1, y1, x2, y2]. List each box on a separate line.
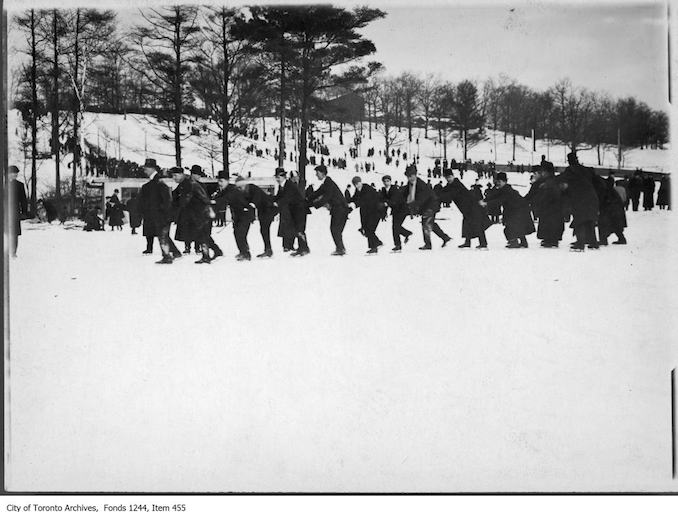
[120, 150, 634, 265]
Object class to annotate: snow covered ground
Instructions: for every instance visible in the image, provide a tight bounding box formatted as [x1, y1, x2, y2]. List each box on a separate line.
[6, 187, 677, 492]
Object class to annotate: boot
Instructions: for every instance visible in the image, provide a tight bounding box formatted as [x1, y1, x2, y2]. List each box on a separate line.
[236, 253, 251, 261]
[155, 255, 174, 264]
[366, 247, 378, 254]
[419, 245, 432, 250]
[257, 250, 273, 258]
[331, 250, 346, 256]
[392, 246, 402, 252]
[506, 240, 521, 249]
[441, 236, 451, 247]
[195, 255, 211, 264]
[142, 249, 153, 254]
[458, 240, 471, 248]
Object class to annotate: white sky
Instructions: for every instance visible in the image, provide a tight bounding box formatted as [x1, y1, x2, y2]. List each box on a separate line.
[6, 0, 670, 110]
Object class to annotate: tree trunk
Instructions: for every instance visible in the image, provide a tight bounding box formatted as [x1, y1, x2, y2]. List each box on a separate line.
[71, 9, 80, 209]
[512, 130, 516, 161]
[173, 14, 182, 167]
[52, 10, 61, 205]
[29, 9, 37, 214]
[278, 55, 285, 168]
[221, 13, 229, 176]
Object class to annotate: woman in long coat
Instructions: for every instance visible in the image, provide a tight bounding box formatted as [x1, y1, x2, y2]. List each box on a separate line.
[642, 175, 655, 210]
[657, 175, 670, 210]
[125, 192, 142, 234]
[525, 171, 565, 247]
[108, 193, 125, 230]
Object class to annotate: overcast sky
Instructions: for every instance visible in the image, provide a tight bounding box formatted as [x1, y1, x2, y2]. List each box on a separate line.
[7, 0, 670, 110]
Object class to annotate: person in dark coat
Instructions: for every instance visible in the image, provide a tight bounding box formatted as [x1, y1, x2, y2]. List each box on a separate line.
[139, 159, 180, 263]
[438, 170, 491, 249]
[524, 165, 565, 247]
[214, 175, 255, 260]
[539, 154, 555, 174]
[627, 171, 643, 211]
[306, 165, 350, 255]
[125, 192, 142, 235]
[484, 183, 501, 224]
[108, 189, 125, 230]
[642, 175, 655, 210]
[191, 166, 223, 260]
[470, 180, 484, 202]
[239, 177, 278, 257]
[657, 175, 671, 210]
[8, 165, 28, 257]
[380, 175, 411, 252]
[596, 176, 627, 245]
[83, 206, 104, 231]
[273, 168, 309, 256]
[481, 172, 535, 248]
[403, 165, 451, 250]
[555, 153, 600, 251]
[170, 167, 216, 263]
[350, 176, 384, 253]
[171, 170, 199, 254]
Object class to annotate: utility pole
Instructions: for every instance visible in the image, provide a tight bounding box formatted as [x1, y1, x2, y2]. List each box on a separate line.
[617, 127, 622, 170]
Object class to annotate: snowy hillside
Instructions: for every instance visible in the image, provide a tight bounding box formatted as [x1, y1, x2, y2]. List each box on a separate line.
[7, 109, 672, 197]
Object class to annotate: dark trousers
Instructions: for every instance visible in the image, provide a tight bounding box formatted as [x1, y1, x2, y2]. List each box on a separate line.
[157, 225, 173, 257]
[422, 209, 448, 247]
[631, 195, 640, 211]
[149, 234, 180, 255]
[234, 218, 251, 255]
[259, 213, 275, 252]
[392, 212, 412, 247]
[207, 236, 222, 255]
[574, 221, 597, 247]
[466, 232, 487, 246]
[330, 208, 349, 251]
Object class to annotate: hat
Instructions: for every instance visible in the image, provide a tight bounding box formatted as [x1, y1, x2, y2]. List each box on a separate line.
[217, 171, 229, 180]
[351, 176, 362, 185]
[443, 169, 453, 177]
[234, 176, 246, 183]
[169, 166, 184, 174]
[274, 168, 287, 177]
[495, 172, 508, 182]
[382, 174, 392, 181]
[8, 165, 19, 175]
[314, 164, 328, 174]
[190, 164, 203, 175]
[143, 158, 158, 169]
[404, 166, 417, 177]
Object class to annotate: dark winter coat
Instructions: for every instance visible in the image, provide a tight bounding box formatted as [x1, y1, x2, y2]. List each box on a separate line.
[597, 178, 627, 237]
[307, 176, 350, 214]
[172, 177, 212, 243]
[380, 185, 407, 216]
[627, 174, 643, 199]
[556, 163, 599, 227]
[244, 184, 278, 220]
[214, 185, 255, 224]
[524, 176, 565, 242]
[485, 184, 535, 239]
[10, 179, 28, 236]
[351, 184, 383, 232]
[108, 195, 125, 227]
[657, 176, 670, 207]
[470, 184, 484, 202]
[125, 197, 142, 229]
[274, 179, 307, 238]
[404, 178, 440, 215]
[438, 178, 491, 239]
[139, 173, 173, 237]
[642, 177, 655, 209]
[484, 186, 501, 216]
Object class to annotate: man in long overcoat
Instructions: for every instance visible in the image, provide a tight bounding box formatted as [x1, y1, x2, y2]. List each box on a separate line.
[139, 159, 178, 263]
[555, 153, 600, 251]
[350, 176, 384, 253]
[438, 170, 491, 249]
[524, 165, 565, 247]
[273, 168, 309, 256]
[8, 165, 28, 257]
[481, 172, 535, 248]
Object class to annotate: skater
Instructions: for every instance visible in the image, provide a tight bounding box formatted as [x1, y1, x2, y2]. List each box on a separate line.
[596, 177, 627, 246]
[657, 175, 671, 210]
[238, 174, 278, 258]
[107, 190, 125, 231]
[273, 168, 309, 256]
[403, 165, 451, 250]
[540, 154, 555, 174]
[380, 175, 411, 252]
[350, 176, 384, 254]
[438, 170, 491, 249]
[191, 165, 223, 260]
[556, 153, 600, 251]
[627, 171, 643, 211]
[169, 167, 215, 264]
[214, 175, 254, 261]
[8, 165, 28, 257]
[485, 183, 501, 224]
[125, 192, 142, 235]
[642, 175, 655, 211]
[306, 165, 350, 255]
[524, 164, 565, 248]
[481, 172, 535, 248]
[139, 159, 179, 263]
[83, 206, 104, 232]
